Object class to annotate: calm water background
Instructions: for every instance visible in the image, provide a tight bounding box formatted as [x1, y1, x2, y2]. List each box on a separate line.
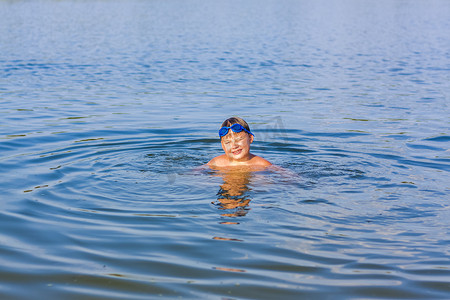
[1, 0, 450, 299]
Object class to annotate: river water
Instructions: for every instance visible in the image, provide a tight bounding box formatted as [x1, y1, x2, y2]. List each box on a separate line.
[1, 0, 449, 299]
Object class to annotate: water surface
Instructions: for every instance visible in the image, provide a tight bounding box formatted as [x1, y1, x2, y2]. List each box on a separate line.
[1, 0, 449, 299]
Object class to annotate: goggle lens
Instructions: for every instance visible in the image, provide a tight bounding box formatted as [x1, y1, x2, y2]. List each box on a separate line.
[219, 127, 229, 136]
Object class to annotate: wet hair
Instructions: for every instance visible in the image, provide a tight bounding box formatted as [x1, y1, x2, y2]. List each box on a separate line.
[220, 117, 252, 139]
[221, 116, 251, 131]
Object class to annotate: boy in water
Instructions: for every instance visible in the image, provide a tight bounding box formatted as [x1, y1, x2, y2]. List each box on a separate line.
[208, 117, 272, 168]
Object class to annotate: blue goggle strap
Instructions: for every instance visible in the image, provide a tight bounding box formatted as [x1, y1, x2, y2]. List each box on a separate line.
[219, 124, 254, 137]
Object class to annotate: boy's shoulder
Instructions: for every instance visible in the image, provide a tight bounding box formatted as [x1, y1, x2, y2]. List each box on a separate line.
[249, 155, 272, 167]
[207, 154, 228, 167]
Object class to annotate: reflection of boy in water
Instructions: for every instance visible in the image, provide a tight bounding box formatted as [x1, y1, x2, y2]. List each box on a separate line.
[215, 170, 252, 217]
[208, 117, 271, 168]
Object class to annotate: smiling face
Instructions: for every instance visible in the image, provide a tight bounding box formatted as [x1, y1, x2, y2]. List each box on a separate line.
[221, 130, 254, 163]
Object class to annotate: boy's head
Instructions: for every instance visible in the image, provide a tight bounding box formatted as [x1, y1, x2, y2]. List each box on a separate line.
[219, 117, 254, 161]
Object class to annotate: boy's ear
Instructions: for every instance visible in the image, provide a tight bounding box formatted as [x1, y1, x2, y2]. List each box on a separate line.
[250, 134, 254, 144]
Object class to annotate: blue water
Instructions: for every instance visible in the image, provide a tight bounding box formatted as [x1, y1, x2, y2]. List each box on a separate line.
[1, 0, 450, 299]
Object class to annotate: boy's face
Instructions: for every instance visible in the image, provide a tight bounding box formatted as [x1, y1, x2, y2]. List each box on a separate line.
[221, 131, 254, 162]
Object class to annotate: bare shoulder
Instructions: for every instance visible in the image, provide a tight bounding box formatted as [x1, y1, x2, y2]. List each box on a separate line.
[250, 155, 272, 166]
[207, 154, 228, 167]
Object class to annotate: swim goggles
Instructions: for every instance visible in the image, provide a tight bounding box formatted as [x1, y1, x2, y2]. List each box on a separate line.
[219, 123, 254, 137]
